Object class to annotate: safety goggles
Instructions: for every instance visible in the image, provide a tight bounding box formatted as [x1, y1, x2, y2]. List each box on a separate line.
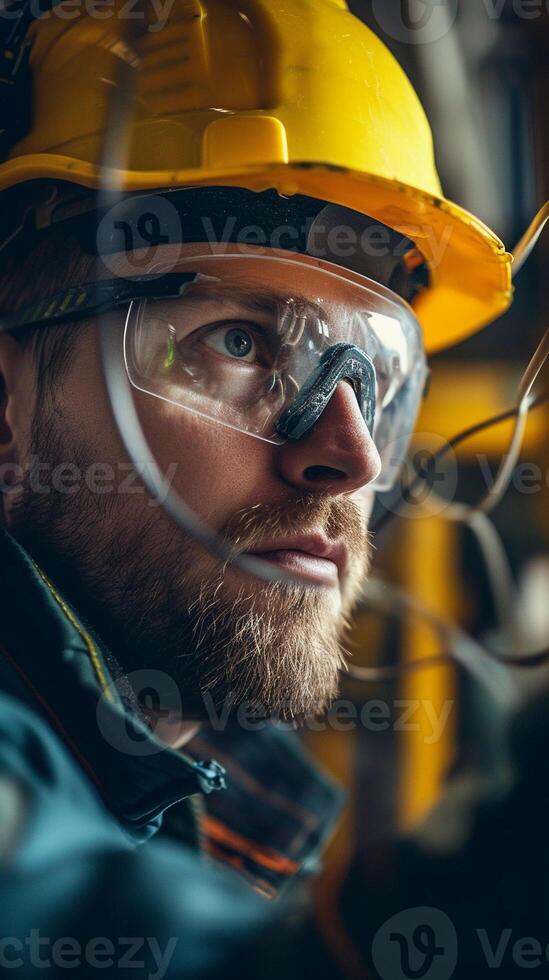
[0, 250, 428, 492]
[123, 252, 427, 492]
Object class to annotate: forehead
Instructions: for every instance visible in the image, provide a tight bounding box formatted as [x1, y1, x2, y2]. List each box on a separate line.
[170, 280, 327, 321]
[101, 241, 400, 309]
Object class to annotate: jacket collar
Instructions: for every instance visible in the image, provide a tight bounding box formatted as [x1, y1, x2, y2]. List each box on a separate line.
[0, 525, 224, 842]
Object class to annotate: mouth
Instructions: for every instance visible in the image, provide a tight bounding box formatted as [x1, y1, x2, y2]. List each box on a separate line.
[245, 534, 348, 587]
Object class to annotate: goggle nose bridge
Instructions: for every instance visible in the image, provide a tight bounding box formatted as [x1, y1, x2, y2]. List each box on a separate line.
[275, 342, 377, 442]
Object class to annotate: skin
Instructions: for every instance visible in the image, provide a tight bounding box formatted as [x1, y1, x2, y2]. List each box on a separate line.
[0, 244, 381, 742]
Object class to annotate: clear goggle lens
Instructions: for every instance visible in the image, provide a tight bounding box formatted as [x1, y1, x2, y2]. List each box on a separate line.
[123, 252, 428, 492]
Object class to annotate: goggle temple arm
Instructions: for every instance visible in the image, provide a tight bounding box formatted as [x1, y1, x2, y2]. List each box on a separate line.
[275, 343, 377, 441]
[0, 272, 199, 334]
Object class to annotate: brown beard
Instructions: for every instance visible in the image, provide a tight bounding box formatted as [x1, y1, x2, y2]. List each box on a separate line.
[9, 405, 372, 722]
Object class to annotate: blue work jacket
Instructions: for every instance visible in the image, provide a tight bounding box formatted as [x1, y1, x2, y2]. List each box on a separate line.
[0, 525, 343, 978]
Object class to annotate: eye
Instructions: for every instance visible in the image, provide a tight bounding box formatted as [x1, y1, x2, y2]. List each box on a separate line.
[201, 323, 261, 363]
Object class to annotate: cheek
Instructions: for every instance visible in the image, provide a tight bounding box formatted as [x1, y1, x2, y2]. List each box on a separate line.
[135, 392, 277, 525]
[350, 486, 376, 522]
[60, 329, 280, 529]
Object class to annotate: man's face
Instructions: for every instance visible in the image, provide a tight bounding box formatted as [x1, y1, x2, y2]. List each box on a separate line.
[2, 245, 381, 723]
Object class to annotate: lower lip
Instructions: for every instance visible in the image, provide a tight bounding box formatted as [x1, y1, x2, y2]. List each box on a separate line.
[248, 550, 339, 586]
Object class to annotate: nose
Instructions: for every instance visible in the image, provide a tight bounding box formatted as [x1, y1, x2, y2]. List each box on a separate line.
[277, 380, 382, 494]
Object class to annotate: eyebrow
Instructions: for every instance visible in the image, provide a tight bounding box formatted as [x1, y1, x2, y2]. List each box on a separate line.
[170, 281, 329, 322]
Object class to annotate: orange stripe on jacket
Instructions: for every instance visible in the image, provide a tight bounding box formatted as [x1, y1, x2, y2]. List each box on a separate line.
[203, 814, 300, 877]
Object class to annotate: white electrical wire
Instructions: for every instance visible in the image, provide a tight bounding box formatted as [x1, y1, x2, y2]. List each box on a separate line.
[466, 511, 520, 643]
[512, 202, 549, 278]
[351, 206, 549, 684]
[405, 326, 549, 664]
[345, 577, 517, 707]
[420, 328, 549, 525]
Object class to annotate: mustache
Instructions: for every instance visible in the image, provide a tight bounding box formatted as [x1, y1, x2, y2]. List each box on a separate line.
[216, 491, 372, 571]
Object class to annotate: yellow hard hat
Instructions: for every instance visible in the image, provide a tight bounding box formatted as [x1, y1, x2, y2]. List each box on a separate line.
[0, 0, 513, 353]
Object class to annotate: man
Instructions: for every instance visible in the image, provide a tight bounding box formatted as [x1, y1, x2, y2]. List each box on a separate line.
[0, 1, 528, 978]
